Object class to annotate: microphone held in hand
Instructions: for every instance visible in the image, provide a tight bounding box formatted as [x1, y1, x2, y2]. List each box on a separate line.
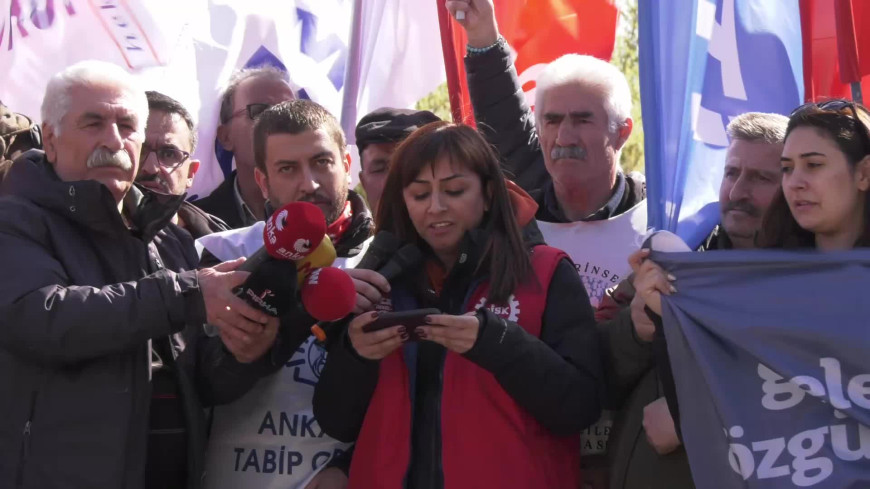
[311, 241, 423, 343]
[236, 258, 298, 317]
[301, 267, 356, 322]
[239, 201, 327, 272]
[377, 244, 423, 281]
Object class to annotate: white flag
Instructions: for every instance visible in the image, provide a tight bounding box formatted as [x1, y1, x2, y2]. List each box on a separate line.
[0, 0, 445, 199]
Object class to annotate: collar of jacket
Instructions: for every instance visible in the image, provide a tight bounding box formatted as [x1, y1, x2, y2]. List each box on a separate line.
[176, 200, 230, 240]
[698, 224, 734, 251]
[3, 150, 184, 241]
[539, 171, 646, 223]
[264, 189, 374, 258]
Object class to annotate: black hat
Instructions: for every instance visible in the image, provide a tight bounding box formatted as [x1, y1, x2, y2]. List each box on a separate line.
[355, 107, 440, 156]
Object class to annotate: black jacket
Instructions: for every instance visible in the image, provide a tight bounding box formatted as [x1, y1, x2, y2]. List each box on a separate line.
[0, 151, 207, 489]
[192, 171, 254, 230]
[464, 43, 646, 222]
[177, 200, 230, 239]
[313, 227, 604, 489]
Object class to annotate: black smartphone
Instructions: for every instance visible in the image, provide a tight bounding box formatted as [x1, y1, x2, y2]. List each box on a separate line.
[362, 308, 441, 335]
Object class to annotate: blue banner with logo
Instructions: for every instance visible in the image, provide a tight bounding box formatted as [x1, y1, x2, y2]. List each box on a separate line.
[638, 0, 805, 248]
[654, 249, 870, 488]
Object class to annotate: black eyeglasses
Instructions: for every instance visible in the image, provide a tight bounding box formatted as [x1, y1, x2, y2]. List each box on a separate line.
[140, 145, 190, 170]
[227, 103, 273, 122]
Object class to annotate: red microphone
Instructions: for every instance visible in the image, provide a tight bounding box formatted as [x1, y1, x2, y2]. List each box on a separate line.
[240, 201, 327, 272]
[301, 267, 356, 323]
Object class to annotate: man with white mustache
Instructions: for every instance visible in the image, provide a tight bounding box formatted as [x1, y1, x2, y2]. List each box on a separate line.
[0, 60, 279, 489]
[449, 1, 647, 487]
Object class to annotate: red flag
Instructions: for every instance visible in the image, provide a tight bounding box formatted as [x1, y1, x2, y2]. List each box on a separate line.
[800, 0, 869, 102]
[437, 0, 619, 123]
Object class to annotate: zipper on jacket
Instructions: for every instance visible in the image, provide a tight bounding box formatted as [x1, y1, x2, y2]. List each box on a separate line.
[15, 391, 37, 488]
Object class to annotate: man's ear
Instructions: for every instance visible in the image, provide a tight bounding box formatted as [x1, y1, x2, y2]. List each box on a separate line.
[186, 160, 201, 189]
[217, 123, 233, 152]
[254, 166, 270, 200]
[343, 150, 352, 173]
[613, 117, 633, 152]
[42, 123, 58, 163]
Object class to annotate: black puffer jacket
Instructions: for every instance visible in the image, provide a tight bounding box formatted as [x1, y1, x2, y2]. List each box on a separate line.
[0, 151, 207, 489]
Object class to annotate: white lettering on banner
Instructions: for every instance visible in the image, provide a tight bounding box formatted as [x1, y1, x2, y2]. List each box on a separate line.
[0, 0, 77, 50]
[91, 0, 160, 69]
[724, 357, 870, 486]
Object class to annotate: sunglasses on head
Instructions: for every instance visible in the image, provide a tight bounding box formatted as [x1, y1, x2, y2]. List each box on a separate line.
[227, 103, 273, 122]
[791, 99, 870, 150]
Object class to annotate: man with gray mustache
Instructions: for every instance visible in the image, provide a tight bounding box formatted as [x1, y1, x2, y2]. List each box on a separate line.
[0, 60, 279, 489]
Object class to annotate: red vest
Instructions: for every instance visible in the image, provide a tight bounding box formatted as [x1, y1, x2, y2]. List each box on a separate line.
[349, 245, 581, 489]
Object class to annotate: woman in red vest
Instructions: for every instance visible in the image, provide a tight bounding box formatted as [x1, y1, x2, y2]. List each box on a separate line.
[313, 122, 604, 489]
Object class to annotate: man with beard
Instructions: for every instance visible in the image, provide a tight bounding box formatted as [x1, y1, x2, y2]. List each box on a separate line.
[197, 100, 374, 489]
[598, 112, 788, 489]
[136, 91, 229, 238]
[0, 60, 279, 489]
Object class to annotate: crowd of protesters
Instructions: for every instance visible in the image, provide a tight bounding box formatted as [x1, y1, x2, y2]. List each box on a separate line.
[0, 0, 867, 488]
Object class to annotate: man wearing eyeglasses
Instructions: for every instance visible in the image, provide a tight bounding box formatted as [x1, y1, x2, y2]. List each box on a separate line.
[194, 67, 296, 229]
[137, 91, 229, 239]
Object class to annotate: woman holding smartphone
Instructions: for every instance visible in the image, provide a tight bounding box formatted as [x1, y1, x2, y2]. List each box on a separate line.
[313, 122, 603, 489]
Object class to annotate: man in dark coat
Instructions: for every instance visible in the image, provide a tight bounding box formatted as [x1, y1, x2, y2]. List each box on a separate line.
[0, 60, 278, 489]
[136, 90, 229, 239]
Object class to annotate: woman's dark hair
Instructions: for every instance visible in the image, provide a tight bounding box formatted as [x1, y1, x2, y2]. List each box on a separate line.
[757, 100, 870, 249]
[375, 122, 531, 303]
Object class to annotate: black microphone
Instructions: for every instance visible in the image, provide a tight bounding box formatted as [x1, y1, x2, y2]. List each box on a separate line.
[205, 258, 299, 337]
[236, 257, 298, 317]
[311, 237, 422, 344]
[376, 244, 423, 281]
[355, 231, 403, 270]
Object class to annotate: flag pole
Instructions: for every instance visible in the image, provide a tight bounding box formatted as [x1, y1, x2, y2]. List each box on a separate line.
[435, 0, 468, 123]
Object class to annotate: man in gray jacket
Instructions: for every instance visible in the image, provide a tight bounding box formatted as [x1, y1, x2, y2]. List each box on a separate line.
[0, 60, 278, 489]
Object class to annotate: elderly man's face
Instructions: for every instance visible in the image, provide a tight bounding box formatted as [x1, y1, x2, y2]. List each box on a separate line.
[538, 82, 630, 194]
[136, 109, 199, 196]
[43, 83, 143, 203]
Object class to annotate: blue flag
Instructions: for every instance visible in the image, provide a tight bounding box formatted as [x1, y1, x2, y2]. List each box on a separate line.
[655, 249, 870, 488]
[639, 0, 804, 248]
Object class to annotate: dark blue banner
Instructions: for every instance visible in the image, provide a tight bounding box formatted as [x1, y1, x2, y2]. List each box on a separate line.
[655, 250, 870, 488]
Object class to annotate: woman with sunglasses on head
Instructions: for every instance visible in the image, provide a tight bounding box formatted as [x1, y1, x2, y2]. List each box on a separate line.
[757, 99, 870, 249]
[313, 122, 604, 489]
[633, 99, 870, 317]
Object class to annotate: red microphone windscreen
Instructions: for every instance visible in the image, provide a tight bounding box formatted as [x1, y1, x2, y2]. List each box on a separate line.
[263, 202, 327, 261]
[301, 267, 356, 322]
